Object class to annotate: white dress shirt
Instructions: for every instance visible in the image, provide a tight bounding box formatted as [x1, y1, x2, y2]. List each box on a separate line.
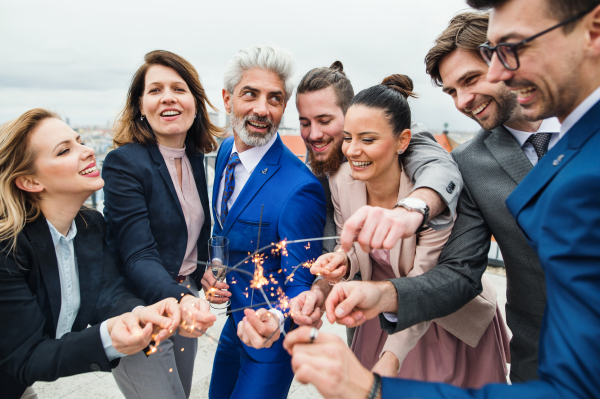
[560, 85, 600, 136]
[504, 117, 563, 166]
[215, 133, 285, 329]
[216, 133, 278, 221]
[47, 220, 124, 361]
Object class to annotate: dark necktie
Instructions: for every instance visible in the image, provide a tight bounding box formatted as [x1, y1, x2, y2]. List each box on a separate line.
[526, 133, 553, 160]
[220, 152, 241, 226]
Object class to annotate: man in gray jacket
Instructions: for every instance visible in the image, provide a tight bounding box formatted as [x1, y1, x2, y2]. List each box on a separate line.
[329, 11, 561, 383]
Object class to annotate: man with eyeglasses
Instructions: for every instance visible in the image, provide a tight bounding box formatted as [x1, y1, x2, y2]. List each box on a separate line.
[282, 0, 600, 398]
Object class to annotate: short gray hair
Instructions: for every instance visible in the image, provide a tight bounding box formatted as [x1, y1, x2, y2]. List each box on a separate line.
[223, 45, 296, 102]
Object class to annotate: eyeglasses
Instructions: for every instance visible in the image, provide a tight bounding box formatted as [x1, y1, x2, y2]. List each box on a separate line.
[478, 9, 592, 71]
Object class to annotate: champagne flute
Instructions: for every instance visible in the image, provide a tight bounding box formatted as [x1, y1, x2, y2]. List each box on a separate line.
[208, 236, 229, 309]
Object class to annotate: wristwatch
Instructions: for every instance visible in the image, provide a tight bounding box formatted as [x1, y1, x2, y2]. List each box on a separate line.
[393, 197, 430, 233]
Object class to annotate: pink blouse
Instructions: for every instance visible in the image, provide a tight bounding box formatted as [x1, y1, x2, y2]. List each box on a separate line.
[158, 144, 204, 276]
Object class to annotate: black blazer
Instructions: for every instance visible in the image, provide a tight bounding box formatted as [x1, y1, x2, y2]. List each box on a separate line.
[0, 210, 144, 398]
[102, 140, 212, 304]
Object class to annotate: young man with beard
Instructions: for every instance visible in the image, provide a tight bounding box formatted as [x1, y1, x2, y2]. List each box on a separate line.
[201, 45, 326, 399]
[283, 0, 600, 398]
[290, 61, 464, 334]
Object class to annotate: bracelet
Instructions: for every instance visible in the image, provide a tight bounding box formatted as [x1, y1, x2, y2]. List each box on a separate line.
[367, 372, 382, 399]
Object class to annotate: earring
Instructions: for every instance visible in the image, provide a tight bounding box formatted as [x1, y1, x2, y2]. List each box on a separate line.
[398, 149, 404, 155]
[140, 115, 145, 121]
[194, 113, 197, 119]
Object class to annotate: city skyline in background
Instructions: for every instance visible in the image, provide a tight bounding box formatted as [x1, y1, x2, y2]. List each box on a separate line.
[1, 0, 482, 134]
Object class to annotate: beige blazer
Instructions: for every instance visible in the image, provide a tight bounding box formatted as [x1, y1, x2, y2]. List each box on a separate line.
[330, 162, 498, 367]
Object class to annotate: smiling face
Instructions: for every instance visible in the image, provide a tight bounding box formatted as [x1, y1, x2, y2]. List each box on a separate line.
[223, 68, 287, 151]
[297, 87, 345, 174]
[342, 105, 410, 183]
[440, 48, 519, 131]
[22, 118, 104, 200]
[486, 0, 588, 121]
[140, 65, 197, 147]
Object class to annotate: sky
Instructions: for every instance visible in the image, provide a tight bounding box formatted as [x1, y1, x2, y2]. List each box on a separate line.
[0, 0, 482, 133]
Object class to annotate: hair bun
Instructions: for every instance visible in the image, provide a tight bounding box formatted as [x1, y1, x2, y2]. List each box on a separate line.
[329, 61, 346, 76]
[381, 74, 417, 99]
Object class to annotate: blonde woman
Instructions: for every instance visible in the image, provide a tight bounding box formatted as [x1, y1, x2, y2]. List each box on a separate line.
[0, 109, 214, 399]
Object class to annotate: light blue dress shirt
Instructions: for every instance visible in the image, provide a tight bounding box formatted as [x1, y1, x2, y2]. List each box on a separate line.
[47, 220, 125, 361]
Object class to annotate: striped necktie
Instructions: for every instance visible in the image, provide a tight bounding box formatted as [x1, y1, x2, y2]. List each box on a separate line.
[220, 152, 241, 226]
[526, 133, 552, 160]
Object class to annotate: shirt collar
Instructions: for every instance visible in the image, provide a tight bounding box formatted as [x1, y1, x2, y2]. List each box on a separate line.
[47, 219, 78, 246]
[560, 85, 600, 136]
[504, 117, 562, 148]
[231, 132, 278, 174]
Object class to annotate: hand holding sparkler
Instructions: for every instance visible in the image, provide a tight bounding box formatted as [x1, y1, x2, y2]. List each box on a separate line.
[325, 281, 399, 328]
[132, 297, 181, 342]
[237, 308, 281, 349]
[107, 313, 154, 356]
[310, 252, 349, 284]
[290, 288, 326, 328]
[283, 327, 375, 399]
[201, 268, 231, 304]
[179, 296, 217, 338]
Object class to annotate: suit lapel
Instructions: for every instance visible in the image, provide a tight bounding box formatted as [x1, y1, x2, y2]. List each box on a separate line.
[188, 151, 211, 226]
[147, 144, 184, 219]
[72, 213, 102, 331]
[24, 216, 62, 330]
[484, 125, 532, 185]
[507, 99, 600, 219]
[221, 137, 283, 236]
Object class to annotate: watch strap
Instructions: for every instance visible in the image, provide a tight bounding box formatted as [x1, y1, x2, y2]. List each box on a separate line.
[367, 372, 382, 399]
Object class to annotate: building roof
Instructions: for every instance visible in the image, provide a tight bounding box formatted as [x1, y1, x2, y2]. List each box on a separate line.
[280, 135, 306, 162]
[433, 134, 453, 152]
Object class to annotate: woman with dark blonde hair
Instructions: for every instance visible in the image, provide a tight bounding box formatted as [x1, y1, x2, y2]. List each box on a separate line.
[103, 50, 221, 398]
[0, 109, 200, 399]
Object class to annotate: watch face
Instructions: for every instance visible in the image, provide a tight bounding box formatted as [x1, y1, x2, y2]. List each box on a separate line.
[401, 197, 427, 210]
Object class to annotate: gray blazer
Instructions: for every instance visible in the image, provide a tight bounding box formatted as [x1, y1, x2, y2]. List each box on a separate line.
[310, 131, 463, 254]
[381, 126, 547, 383]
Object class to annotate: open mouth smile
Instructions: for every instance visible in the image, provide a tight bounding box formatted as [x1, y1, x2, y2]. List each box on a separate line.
[310, 141, 332, 152]
[511, 86, 537, 104]
[247, 120, 270, 130]
[79, 162, 100, 177]
[351, 160, 372, 169]
[472, 100, 491, 116]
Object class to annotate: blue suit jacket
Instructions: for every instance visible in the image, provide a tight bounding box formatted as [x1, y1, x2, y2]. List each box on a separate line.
[380, 100, 600, 398]
[213, 135, 326, 363]
[103, 140, 212, 304]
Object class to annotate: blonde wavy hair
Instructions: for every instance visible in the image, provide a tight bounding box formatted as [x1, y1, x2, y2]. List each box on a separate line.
[0, 108, 58, 250]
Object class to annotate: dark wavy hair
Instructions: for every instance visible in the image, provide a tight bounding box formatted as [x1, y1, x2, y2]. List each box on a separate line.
[113, 50, 222, 153]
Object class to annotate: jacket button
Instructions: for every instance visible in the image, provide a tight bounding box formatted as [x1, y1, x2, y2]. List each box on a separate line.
[90, 363, 101, 372]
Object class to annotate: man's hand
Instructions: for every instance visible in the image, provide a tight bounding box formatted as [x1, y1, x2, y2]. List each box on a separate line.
[340, 205, 423, 252]
[325, 281, 398, 327]
[201, 269, 231, 304]
[371, 351, 400, 378]
[283, 327, 374, 399]
[132, 298, 181, 342]
[310, 252, 348, 284]
[179, 295, 217, 337]
[237, 308, 280, 349]
[291, 289, 325, 328]
[107, 313, 153, 356]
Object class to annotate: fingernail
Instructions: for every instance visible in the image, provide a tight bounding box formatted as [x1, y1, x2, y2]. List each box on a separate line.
[335, 308, 346, 317]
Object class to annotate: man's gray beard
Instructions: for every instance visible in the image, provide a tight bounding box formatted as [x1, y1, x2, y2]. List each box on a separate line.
[230, 108, 279, 147]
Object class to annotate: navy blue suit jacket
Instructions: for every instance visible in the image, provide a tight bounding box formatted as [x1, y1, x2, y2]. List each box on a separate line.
[212, 135, 326, 363]
[379, 99, 600, 398]
[103, 140, 212, 304]
[0, 210, 144, 399]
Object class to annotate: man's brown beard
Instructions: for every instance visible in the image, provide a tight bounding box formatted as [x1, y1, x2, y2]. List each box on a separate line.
[307, 143, 344, 177]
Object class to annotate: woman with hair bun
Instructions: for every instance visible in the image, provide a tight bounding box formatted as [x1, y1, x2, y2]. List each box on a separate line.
[310, 75, 510, 388]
